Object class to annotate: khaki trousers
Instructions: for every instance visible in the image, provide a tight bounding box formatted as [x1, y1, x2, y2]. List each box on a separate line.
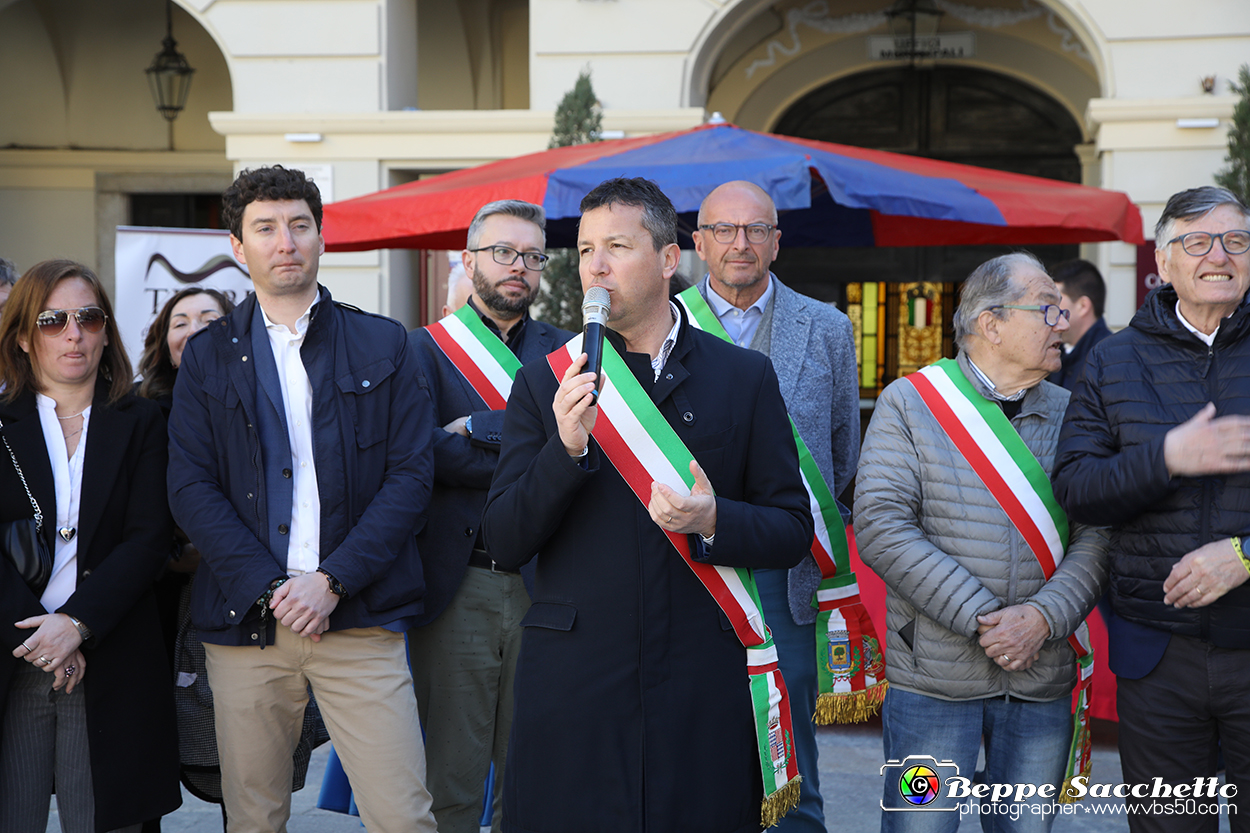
[204, 626, 435, 833]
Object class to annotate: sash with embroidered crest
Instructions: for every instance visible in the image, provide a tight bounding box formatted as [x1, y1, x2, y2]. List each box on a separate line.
[905, 358, 1094, 801]
[676, 285, 887, 724]
[548, 334, 801, 827]
[425, 304, 522, 407]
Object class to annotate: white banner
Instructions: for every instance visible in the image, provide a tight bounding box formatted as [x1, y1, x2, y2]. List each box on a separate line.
[114, 226, 253, 369]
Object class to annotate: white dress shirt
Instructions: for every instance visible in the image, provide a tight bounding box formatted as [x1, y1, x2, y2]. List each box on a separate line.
[36, 395, 90, 613]
[650, 302, 683, 382]
[260, 300, 322, 575]
[705, 274, 775, 349]
[1175, 301, 1220, 346]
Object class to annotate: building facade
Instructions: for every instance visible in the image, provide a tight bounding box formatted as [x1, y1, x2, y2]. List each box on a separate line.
[1, 0, 1245, 348]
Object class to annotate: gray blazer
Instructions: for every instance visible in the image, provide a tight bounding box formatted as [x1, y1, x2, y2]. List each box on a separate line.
[697, 275, 860, 624]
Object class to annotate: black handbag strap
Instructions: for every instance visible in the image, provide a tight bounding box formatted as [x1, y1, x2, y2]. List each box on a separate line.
[0, 417, 43, 532]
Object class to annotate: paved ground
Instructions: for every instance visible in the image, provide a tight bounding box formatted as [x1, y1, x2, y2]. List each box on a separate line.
[47, 717, 1233, 831]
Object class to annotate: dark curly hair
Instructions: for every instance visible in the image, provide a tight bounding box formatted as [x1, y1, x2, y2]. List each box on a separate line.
[221, 165, 324, 240]
[0, 259, 132, 405]
[137, 287, 235, 402]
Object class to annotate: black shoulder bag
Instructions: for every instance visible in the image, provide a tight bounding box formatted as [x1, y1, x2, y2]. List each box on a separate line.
[0, 419, 52, 595]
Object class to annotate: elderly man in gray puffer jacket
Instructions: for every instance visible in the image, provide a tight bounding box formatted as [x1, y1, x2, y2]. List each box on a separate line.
[856, 252, 1108, 833]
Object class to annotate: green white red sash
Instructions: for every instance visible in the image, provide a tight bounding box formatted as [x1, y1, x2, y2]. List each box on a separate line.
[425, 304, 522, 408]
[905, 358, 1094, 800]
[677, 285, 886, 724]
[548, 334, 801, 826]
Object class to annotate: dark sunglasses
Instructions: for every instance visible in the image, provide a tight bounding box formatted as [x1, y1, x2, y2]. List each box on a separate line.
[37, 307, 108, 337]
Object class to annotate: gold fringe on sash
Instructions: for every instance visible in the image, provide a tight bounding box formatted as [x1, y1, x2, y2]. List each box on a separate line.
[1058, 761, 1092, 804]
[814, 680, 888, 725]
[760, 776, 803, 828]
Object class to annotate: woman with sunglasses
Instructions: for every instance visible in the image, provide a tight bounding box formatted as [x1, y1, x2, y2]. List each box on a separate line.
[0, 260, 180, 832]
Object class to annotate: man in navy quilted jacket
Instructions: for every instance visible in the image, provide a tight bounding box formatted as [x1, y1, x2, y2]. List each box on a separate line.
[1054, 186, 1250, 831]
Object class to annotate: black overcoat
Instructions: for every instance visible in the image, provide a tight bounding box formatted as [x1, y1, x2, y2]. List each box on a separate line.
[0, 383, 180, 832]
[483, 313, 813, 833]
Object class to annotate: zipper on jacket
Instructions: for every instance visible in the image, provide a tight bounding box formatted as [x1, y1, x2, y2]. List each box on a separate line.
[1197, 339, 1221, 641]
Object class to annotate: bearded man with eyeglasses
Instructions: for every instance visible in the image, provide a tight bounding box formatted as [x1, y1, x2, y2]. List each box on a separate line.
[406, 199, 572, 833]
[1055, 186, 1250, 830]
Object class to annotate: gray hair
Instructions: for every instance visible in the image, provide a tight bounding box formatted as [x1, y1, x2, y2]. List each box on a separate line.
[1155, 186, 1250, 248]
[954, 252, 1047, 350]
[466, 200, 546, 250]
[0, 258, 17, 287]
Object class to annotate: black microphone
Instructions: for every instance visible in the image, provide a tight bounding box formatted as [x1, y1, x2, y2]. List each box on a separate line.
[582, 286, 611, 406]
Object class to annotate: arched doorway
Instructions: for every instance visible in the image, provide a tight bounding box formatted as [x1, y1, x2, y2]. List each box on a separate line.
[770, 67, 1084, 396]
[774, 66, 1082, 179]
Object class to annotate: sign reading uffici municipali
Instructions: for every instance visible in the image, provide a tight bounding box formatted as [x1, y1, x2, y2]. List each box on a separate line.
[869, 33, 975, 61]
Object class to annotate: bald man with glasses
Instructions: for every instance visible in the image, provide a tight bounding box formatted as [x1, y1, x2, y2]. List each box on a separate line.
[690, 180, 861, 833]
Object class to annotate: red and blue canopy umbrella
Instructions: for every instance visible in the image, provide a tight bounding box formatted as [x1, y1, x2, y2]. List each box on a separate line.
[322, 122, 1143, 252]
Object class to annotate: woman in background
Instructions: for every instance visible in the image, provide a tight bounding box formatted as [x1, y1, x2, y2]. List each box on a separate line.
[0, 259, 179, 833]
[137, 287, 233, 648]
[138, 286, 233, 408]
[137, 287, 234, 831]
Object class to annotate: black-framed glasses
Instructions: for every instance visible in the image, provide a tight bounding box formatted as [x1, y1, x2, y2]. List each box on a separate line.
[989, 304, 1070, 327]
[1165, 230, 1250, 257]
[469, 245, 549, 271]
[36, 307, 108, 337]
[697, 223, 777, 244]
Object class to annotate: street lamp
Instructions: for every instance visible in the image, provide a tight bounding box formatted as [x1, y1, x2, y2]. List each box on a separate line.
[885, 0, 945, 62]
[146, 0, 195, 122]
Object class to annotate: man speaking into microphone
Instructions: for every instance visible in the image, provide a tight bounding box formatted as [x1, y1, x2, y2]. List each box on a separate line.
[483, 177, 813, 833]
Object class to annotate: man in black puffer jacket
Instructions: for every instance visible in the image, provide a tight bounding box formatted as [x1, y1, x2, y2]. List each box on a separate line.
[1054, 186, 1250, 831]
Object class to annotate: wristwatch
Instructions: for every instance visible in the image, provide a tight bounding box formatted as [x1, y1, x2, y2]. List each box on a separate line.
[67, 615, 93, 642]
[318, 568, 349, 599]
[465, 414, 474, 436]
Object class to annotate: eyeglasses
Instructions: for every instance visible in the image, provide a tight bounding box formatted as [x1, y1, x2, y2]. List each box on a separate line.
[989, 304, 1070, 327]
[697, 223, 777, 244]
[1164, 230, 1250, 257]
[469, 245, 549, 271]
[36, 307, 108, 337]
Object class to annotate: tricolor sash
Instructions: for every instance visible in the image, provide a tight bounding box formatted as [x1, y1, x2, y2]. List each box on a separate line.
[905, 358, 1094, 801]
[425, 304, 522, 408]
[548, 334, 801, 826]
[677, 285, 886, 724]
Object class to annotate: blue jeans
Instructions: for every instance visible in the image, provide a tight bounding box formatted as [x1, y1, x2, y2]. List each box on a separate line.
[755, 567, 825, 832]
[880, 687, 1072, 833]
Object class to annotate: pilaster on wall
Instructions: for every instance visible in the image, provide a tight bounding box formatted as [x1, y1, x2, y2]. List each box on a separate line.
[1085, 95, 1236, 329]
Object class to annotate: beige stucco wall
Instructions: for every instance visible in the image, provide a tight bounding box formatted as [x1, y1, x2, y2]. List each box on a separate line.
[0, 0, 233, 301]
[0, 0, 1248, 327]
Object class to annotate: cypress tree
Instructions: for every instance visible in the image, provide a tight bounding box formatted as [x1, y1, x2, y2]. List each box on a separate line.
[535, 72, 603, 332]
[1216, 65, 1250, 204]
[549, 71, 603, 150]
